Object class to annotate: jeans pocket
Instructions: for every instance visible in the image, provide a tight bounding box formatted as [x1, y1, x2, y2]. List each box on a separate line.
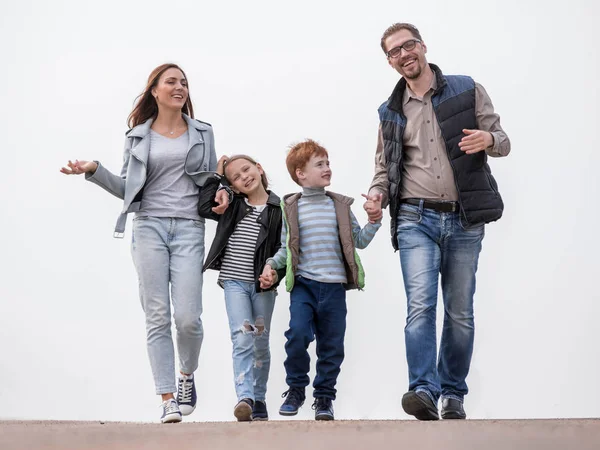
[398, 208, 422, 223]
[458, 220, 485, 233]
[192, 219, 205, 228]
[133, 215, 150, 222]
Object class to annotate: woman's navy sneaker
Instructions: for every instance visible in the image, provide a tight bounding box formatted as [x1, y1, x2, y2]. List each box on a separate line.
[176, 374, 197, 416]
[312, 397, 334, 421]
[252, 400, 269, 421]
[160, 399, 182, 424]
[279, 387, 305, 416]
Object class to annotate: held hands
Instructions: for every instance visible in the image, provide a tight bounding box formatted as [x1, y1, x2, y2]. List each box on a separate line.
[60, 160, 98, 175]
[259, 264, 277, 289]
[362, 192, 383, 224]
[458, 129, 493, 154]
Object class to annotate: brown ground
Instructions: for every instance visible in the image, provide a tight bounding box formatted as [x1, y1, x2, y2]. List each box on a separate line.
[1, 419, 599, 450]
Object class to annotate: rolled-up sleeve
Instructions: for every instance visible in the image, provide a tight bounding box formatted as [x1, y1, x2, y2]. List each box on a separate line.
[368, 124, 390, 207]
[475, 82, 511, 158]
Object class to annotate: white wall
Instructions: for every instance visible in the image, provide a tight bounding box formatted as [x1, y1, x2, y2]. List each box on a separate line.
[0, 0, 598, 422]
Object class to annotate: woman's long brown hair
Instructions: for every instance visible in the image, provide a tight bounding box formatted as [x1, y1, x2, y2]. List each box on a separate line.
[127, 63, 194, 129]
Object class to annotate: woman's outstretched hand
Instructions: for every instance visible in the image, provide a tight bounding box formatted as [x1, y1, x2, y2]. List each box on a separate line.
[60, 160, 98, 175]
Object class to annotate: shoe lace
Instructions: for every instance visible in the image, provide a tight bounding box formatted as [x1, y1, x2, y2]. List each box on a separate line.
[163, 400, 179, 415]
[177, 377, 193, 403]
[281, 388, 303, 404]
[311, 398, 331, 410]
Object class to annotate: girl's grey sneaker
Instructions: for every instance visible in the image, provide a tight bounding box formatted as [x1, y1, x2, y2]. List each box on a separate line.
[234, 398, 254, 422]
[160, 399, 182, 424]
[252, 400, 269, 421]
[177, 374, 197, 416]
[312, 397, 334, 421]
[279, 387, 305, 416]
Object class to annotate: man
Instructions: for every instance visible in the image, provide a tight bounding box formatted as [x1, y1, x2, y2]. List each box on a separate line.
[365, 23, 510, 420]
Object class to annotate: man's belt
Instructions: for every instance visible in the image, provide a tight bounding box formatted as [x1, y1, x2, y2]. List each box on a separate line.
[401, 198, 459, 213]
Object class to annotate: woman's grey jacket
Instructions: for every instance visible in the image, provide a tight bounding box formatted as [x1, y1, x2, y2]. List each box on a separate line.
[85, 114, 217, 237]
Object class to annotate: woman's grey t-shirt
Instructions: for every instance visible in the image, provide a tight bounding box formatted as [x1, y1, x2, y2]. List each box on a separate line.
[136, 130, 200, 220]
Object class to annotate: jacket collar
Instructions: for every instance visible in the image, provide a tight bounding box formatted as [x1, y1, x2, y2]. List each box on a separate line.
[387, 63, 447, 114]
[267, 190, 281, 207]
[127, 114, 209, 138]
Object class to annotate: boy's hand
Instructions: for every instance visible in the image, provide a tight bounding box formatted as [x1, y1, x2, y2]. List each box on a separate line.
[259, 264, 277, 289]
[362, 193, 383, 223]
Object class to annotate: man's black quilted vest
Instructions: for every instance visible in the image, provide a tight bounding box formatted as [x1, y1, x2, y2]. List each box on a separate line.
[379, 64, 503, 250]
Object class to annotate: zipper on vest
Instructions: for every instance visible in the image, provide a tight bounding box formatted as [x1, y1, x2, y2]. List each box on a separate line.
[432, 113, 468, 225]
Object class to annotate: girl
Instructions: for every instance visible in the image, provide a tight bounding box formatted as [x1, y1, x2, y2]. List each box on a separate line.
[60, 63, 227, 423]
[198, 155, 284, 421]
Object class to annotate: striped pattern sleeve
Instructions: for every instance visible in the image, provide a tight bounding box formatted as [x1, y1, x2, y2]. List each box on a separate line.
[350, 210, 381, 249]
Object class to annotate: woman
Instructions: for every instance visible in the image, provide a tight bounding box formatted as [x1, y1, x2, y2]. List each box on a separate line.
[61, 63, 227, 423]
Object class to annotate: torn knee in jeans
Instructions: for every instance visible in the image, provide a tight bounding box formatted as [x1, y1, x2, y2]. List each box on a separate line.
[240, 319, 255, 335]
[239, 318, 268, 337]
[254, 316, 267, 336]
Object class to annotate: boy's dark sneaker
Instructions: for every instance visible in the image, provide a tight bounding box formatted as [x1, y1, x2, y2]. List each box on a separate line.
[234, 398, 254, 422]
[401, 390, 439, 421]
[312, 397, 334, 421]
[252, 400, 269, 421]
[441, 398, 466, 419]
[176, 374, 197, 416]
[279, 387, 305, 416]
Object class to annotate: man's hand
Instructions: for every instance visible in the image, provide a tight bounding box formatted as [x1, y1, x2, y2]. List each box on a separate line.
[458, 129, 493, 154]
[362, 192, 383, 224]
[212, 189, 230, 214]
[259, 264, 277, 289]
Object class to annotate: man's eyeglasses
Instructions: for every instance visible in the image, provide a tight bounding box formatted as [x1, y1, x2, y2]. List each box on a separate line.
[386, 39, 421, 59]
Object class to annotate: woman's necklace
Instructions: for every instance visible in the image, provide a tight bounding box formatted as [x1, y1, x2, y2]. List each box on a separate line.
[155, 121, 185, 137]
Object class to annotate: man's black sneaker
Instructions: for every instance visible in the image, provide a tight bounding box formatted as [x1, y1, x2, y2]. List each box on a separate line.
[441, 397, 466, 419]
[401, 390, 439, 420]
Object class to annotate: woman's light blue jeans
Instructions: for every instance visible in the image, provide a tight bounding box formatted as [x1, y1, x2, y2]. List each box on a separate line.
[131, 216, 205, 394]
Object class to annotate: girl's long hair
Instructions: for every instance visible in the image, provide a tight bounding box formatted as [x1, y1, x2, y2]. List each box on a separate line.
[127, 63, 194, 129]
[224, 155, 269, 190]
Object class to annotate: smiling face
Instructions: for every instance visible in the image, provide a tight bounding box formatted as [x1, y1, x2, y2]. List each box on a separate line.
[385, 28, 428, 80]
[224, 158, 267, 196]
[296, 154, 332, 188]
[151, 67, 188, 112]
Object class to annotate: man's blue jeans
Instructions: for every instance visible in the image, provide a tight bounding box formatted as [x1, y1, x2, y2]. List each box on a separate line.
[284, 276, 347, 400]
[396, 202, 484, 403]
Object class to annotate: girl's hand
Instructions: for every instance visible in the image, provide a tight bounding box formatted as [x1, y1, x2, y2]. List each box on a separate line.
[259, 264, 277, 289]
[60, 159, 98, 175]
[216, 155, 229, 176]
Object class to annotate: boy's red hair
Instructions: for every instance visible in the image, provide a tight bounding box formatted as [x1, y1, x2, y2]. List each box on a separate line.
[286, 139, 329, 185]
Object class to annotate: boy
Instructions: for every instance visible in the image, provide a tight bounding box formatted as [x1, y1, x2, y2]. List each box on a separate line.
[260, 139, 382, 420]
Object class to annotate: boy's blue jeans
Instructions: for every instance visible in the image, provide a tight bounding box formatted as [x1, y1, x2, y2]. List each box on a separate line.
[283, 276, 347, 400]
[396, 202, 484, 403]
